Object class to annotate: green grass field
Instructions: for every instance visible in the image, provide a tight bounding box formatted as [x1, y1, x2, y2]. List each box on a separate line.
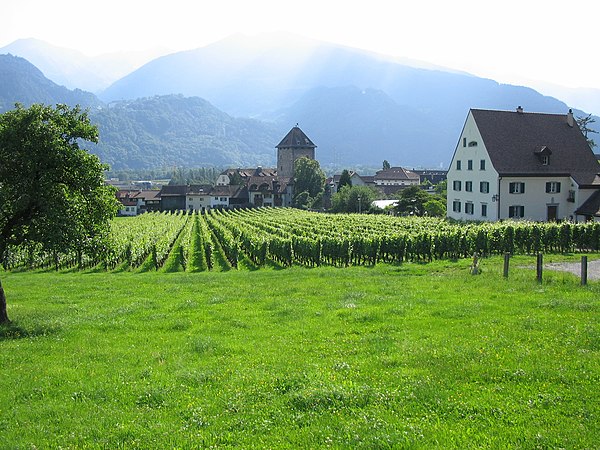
[1, 256, 599, 448]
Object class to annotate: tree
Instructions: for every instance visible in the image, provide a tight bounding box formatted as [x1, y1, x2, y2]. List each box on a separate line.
[576, 114, 598, 149]
[331, 185, 379, 213]
[338, 169, 352, 190]
[393, 185, 432, 216]
[228, 171, 244, 186]
[293, 157, 326, 209]
[0, 103, 119, 324]
[382, 160, 391, 170]
[423, 198, 447, 217]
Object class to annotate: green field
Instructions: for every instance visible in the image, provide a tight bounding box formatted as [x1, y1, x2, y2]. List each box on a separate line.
[1, 256, 599, 448]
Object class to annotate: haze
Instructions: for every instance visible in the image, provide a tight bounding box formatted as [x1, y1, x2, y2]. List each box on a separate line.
[2, 0, 599, 92]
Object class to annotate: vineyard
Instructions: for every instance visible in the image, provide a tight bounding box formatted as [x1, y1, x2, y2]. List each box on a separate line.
[3, 208, 600, 272]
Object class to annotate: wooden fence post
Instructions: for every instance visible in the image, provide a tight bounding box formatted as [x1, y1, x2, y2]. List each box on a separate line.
[581, 256, 588, 286]
[470, 252, 480, 275]
[503, 253, 510, 278]
[536, 253, 543, 283]
[0, 278, 9, 324]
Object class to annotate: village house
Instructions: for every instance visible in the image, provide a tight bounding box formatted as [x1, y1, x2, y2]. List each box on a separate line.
[447, 107, 600, 222]
[328, 171, 372, 195]
[115, 189, 161, 216]
[411, 169, 448, 185]
[373, 166, 420, 187]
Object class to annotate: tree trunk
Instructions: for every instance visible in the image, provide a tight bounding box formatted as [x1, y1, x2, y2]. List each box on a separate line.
[0, 278, 9, 324]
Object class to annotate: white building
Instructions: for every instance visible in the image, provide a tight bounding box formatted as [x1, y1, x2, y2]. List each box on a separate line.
[447, 107, 600, 222]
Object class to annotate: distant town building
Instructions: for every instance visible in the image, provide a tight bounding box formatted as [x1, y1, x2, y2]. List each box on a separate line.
[116, 125, 318, 213]
[276, 125, 317, 178]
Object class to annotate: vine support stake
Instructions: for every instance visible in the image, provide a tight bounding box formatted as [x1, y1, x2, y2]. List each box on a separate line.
[536, 253, 543, 283]
[581, 256, 588, 286]
[503, 252, 510, 278]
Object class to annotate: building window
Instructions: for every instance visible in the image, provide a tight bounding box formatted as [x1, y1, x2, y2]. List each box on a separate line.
[509, 182, 525, 194]
[463, 138, 467, 148]
[468, 141, 478, 147]
[453, 200, 461, 212]
[545, 182, 561, 193]
[465, 181, 473, 192]
[453, 180, 462, 191]
[509, 205, 525, 218]
[465, 202, 474, 215]
[542, 155, 550, 165]
[481, 204, 487, 217]
[480, 181, 489, 193]
[456, 160, 462, 170]
[480, 160, 486, 170]
[467, 160, 473, 170]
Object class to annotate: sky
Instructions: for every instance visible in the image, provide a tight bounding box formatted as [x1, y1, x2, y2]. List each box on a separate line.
[2, 0, 600, 91]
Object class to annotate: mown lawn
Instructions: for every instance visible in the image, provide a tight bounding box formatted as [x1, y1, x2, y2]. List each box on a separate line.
[1, 256, 599, 448]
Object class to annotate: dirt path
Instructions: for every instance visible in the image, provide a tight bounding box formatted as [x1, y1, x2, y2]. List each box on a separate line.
[545, 259, 600, 280]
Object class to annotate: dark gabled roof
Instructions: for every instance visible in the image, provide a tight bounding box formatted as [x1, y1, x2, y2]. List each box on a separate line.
[471, 109, 600, 186]
[220, 167, 278, 178]
[276, 125, 316, 149]
[211, 184, 245, 197]
[131, 190, 161, 201]
[159, 185, 189, 196]
[374, 167, 420, 181]
[575, 190, 600, 217]
[361, 176, 375, 184]
[188, 184, 213, 194]
[247, 176, 292, 194]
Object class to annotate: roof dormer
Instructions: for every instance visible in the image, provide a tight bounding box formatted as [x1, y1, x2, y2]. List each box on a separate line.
[535, 146, 552, 165]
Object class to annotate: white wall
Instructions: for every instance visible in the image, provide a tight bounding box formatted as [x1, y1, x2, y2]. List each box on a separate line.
[498, 176, 575, 221]
[447, 112, 499, 221]
[187, 195, 212, 211]
[216, 174, 230, 186]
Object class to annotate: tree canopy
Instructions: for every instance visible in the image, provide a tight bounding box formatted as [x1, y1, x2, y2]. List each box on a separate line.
[0, 103, 119, 323]
[393, 185, 446, 217]
[338, 169, 352, 190]
[576, 114, 598, 149]
[331, 185, 379, 213]
[293, 157, 326, 209]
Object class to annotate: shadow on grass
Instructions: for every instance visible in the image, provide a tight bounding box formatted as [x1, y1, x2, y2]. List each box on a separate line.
[0, 321, 61, 341]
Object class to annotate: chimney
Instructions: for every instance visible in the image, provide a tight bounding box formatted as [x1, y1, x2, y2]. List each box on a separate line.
[516, 106, 524, 114]
[567, 109, 574, 127]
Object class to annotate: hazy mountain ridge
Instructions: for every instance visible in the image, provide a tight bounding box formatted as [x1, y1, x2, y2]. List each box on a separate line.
[89, 95, 280, 170]
[0, 55, 281, 170]
[0, 54, 101, 112]
[0, 38, 166, 93]
[1, 34, 598, 170]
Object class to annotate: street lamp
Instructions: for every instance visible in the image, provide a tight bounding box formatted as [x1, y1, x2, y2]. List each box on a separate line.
[358, 195, 362, 214]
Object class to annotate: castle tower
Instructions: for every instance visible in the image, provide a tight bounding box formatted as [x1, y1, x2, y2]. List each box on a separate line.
[276, 125, 317, 178]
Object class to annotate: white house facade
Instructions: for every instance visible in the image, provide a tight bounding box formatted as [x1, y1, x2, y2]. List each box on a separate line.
[447, 108, 600, 222]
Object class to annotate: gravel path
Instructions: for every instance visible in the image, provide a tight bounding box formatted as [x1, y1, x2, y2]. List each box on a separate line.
[545, 259, 600, 280]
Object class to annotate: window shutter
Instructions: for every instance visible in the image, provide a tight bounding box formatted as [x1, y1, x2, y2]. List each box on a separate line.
[545, 182, 551, 193]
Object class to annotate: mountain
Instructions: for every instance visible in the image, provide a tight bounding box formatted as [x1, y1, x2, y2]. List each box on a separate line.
[89, 95, 280, 170]
[274, 86, 445, 167]
[2, 34, 599, 170]
[0, 55, 282, 170]
[99, 32, 598, 168]
[0, 54, 101, 112]
[0, 39, 164, 93]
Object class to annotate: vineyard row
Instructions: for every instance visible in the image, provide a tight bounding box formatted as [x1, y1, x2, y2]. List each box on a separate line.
[3, 208, 600, 272]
